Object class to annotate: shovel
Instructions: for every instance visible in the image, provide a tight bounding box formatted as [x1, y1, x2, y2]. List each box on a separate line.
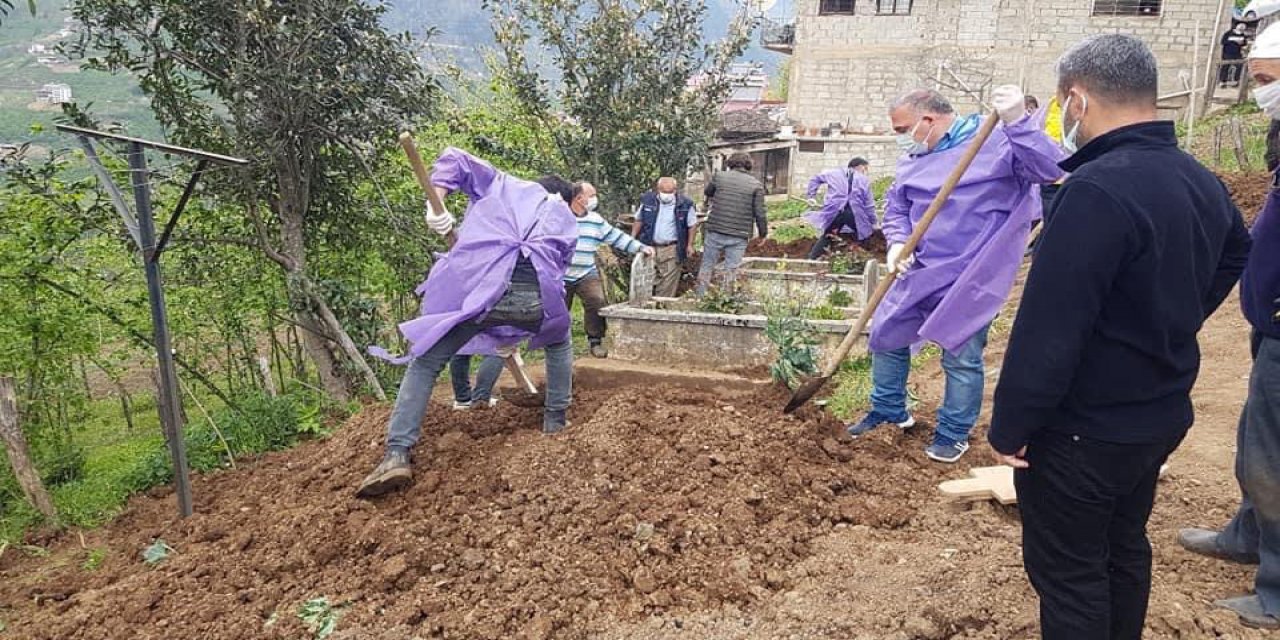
[399, 131, 543, 402]
[784, 113, 1001, 414]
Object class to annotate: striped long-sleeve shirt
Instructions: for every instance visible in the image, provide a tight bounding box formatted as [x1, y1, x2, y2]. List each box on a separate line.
[565, 211, 645, 283]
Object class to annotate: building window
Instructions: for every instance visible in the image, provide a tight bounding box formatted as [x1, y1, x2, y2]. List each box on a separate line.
[818, 0, 856, 15]
[876, 0, 911, 15]
[798, 141, 826, 153]
[1092, 0, 1161, 16]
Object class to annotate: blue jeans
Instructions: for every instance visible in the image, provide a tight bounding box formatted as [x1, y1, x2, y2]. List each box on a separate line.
[448, 354, 506, 404]
[1217, 334, 1280, 616]
[696, 230, 748, 295]
[386, 284, 573, 452]
[869, 323, 991, 443]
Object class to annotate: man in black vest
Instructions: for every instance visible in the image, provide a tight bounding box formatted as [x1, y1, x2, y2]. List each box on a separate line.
[633, 177, 699, 297]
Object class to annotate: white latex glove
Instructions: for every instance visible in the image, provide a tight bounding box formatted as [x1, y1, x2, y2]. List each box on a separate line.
[886, 243, 915, 274]
[424, 199, 456, 236]
[806, 197, 818, 207]
[495, 344, 517, 359]
[991, 85, 1026, 125]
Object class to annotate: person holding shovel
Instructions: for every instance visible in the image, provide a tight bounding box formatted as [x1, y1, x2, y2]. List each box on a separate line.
[803, 157, 877, 259]
[1177, 22, 1280, 631]
[359, 147, 578, 499]
[845, 86, 1065, 463]
[989, 35, 1250, 638]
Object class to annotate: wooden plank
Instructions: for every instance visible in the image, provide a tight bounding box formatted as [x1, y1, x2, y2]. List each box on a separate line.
[0, 377, 56, 519]
[939, 466, 1016, 505]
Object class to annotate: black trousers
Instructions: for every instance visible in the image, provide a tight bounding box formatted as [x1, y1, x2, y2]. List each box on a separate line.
[1015, 430, 1183, 640]
[807, 207, 862, 259]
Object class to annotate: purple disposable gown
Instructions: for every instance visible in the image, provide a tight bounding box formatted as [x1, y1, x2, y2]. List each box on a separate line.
[369, 147, 578, 364]
[869, 114, 1066, 353]
[804, 169, 877, 240]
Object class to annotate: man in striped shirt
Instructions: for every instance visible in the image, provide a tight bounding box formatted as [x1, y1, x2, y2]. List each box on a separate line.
[568, 182, 653, 357]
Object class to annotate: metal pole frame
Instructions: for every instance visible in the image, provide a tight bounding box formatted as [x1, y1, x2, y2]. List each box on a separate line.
[57, 125, 247, 518]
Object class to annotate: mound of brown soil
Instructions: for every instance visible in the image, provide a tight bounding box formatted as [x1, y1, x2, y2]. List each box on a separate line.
[1217, 170, 1271, 226]
[0, 385, 957, 640]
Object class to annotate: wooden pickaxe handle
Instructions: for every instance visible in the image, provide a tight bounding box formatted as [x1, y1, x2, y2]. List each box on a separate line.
[398, 131, 457, 247]
[503, 351, 539, 395]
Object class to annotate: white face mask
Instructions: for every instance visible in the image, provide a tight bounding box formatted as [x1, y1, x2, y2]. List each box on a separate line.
[658, 193, 676, 204]
[896, 119, 932, 156]
[1254, 81, 1280, 120]
[586, 196, 599, 211]
[1061, 94, 1088, 154]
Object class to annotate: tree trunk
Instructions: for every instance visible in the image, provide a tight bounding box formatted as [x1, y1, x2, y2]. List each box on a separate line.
[0, 377, 57, 520]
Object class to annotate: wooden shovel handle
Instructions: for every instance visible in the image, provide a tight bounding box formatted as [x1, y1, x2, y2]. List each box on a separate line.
[817, 113, 1001, 378]
[399, 132, 458, 248]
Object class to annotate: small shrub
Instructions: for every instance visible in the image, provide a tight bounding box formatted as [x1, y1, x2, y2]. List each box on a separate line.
[696, 284, 749, 315]
[764, 301, 820, 388]
[298, 597, 342, 639]
[37, 444, 86, 487]
[827, 288, 854, 308]
[808, 304, 844, 321]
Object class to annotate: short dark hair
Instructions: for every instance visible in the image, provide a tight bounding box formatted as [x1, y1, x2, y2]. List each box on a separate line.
[1056, 34, 1158, 106]
[1024, 95, 1040, 110]
[727, 152, 752, 171]
[536, 174, 575, 202]
[847, 157, 869, 169]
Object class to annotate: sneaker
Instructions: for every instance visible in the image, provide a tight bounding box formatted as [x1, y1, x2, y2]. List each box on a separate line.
[925, 438, 970, 463]
[846, 410, 915, 437]
[543, 410, 570, 434]
[453, 400, 472, 411]
[589, 342, 609, 358]
[1215, 595, 1280, 630]
[471, 397, 500, 410]
[1177, 528, 1260, 564]
[355, 449, 412, 498]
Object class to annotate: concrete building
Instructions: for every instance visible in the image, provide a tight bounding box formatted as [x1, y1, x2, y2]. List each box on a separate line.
[35, 83, 73, 105]
[770, 0, 1233, 187]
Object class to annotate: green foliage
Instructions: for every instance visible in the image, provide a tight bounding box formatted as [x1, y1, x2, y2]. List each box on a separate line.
[827, 288, 854, 308]
[764, 301, 819, 389]
[807, 304, 845, 321]
[124, 393, 311, 492]
[82, 547, 106, 571]
[298, 597, 342, 640]
[141, 539, 174, 566]
[485, 0, 755, 214]
[767, 197, 808, 221]
[828, 253, 854, 275]
[771, 224, 816, 245]
[871, 176, 895, 202]
[695, 284, 749, 315]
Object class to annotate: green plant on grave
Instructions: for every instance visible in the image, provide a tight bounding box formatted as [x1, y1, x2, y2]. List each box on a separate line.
[827, 287, 854, 308]
[808, 304, 845, 321]
[696, 283, 749, 315]
[298, 597, 342, 640]
[829, 253, 854, 275]
[764, 301, 821, 389]
[82, 547, 107, 571]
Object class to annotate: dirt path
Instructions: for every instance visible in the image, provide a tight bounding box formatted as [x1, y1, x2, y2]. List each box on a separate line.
[0, 279, 1266, 639]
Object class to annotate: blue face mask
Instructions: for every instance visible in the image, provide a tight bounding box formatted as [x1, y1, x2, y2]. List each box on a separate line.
[1061, 94, 1088, 154]
[896, 119, 933, 156]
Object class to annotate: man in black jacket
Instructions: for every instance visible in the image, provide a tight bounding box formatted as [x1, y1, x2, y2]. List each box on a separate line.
[989, 34, 1252, 639]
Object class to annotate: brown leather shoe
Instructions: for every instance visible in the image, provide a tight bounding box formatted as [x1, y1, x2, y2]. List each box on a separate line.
[355, 450, 412, 499]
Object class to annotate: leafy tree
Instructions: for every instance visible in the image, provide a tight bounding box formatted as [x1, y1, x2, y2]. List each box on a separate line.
[66, 0, 439, 401]
[484, 0, 755, 216]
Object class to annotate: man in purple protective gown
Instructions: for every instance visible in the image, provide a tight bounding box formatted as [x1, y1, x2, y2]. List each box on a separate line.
[845, 86, 1066, 464]
[358, 147, 578, 498]
[803, 157, 877, 259]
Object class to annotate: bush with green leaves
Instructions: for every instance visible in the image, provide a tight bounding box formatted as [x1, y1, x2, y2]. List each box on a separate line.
[764, 301, 820, 389]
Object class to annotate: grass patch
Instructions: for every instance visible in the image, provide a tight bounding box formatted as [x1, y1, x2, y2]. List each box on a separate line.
[824, 345, 942, 421]
[767, 197, 808, 222]
[770, 224, 816, 245]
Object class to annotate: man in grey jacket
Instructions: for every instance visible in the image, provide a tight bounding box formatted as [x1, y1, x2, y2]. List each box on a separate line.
[698, 152, 767, 295]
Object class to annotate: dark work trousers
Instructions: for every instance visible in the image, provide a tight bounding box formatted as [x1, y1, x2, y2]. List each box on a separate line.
[564, 272, 608, 344]
[1216, 334, 1280, 617]
[807, 206, 861, 260]
[1015, 430, 1184, 640]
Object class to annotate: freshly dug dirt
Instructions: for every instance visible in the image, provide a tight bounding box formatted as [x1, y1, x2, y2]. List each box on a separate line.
[1217, 170, 1271, 225]
[746, 230, 887, 262]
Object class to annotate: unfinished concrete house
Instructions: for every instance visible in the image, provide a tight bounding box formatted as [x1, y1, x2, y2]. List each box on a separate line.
[767, 0, 1234, 186]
